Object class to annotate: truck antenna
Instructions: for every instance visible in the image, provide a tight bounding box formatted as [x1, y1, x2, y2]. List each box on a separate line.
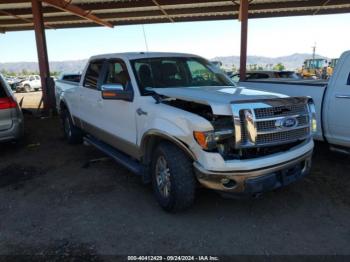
[312, 42, 316, 60]
[142, 24, 149, 52]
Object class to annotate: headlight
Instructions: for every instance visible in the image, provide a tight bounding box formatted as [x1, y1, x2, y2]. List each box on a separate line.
[193, 131, 216, 151]
[193, 129, 234, 151]
[308, 99, 317, 134]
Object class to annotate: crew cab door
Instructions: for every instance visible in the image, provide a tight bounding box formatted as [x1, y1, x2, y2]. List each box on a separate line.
[78, 59, 105, 130]
[325, 53, 350, 147]
[80, 59, 139, 158]
[34, 76, 41, 88]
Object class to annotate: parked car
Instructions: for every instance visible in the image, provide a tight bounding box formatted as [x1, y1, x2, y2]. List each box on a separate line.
[55, 52, 315, 211]
[16, 75, 41, 92]
[240, 50, 350, 154]
[0, 74, 24, 142]
[231, 70, 301, 83]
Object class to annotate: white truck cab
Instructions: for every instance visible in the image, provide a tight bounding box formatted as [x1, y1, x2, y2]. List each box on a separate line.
[56, 52, 315, 211]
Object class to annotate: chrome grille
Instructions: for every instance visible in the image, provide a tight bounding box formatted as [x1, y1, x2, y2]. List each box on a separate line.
[254, 104, 307, 119]
[232, 99, 311, 149]
[256, 127, 310, 145]
[256, 115, 309, 132]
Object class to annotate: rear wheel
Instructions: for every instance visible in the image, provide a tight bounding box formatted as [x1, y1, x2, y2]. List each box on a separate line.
[151, 142, 196, 212]
[61, 109, 83, 144]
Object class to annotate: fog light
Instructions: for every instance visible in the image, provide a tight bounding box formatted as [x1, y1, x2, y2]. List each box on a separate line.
[221, 178, 230, 184]
[221, 178, 237, 189]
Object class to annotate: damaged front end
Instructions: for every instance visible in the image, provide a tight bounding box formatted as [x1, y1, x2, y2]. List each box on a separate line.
[163, 96, 315, 161]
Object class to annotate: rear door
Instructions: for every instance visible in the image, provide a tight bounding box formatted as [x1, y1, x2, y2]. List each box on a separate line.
[78, 60, 105, 130]
[0, 78, 13, 131]
[325, 52, 350, 147]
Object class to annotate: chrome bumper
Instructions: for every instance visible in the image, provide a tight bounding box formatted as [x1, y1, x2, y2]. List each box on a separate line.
[194, 150, 313, 194]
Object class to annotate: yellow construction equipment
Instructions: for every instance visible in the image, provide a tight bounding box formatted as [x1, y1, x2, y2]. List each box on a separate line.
[300, 58, 327, 79]
[327, 58, 339, 77]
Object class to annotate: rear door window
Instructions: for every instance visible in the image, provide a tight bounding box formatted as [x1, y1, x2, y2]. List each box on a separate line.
[347, 73, 350, 85]
[83, 61, 104, 89]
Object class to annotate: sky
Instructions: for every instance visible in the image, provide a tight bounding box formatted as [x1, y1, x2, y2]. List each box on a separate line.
[0, 13, 349, 62]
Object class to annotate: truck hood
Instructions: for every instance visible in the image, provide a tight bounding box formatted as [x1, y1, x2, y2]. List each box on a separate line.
[152, 86, 287, 115]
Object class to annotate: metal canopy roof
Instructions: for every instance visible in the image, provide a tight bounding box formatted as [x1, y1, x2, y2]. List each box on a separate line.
[0, 0, 349, 32]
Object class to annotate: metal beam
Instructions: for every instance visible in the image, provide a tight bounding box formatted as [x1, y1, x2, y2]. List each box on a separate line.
[151, 0, 174, 22]
[0, 9, 55, 29]
[41, 0, 114, 28]
[239, 0, 248, 81]
[31, 0, 51, 111]
[1, 0, 350, 17]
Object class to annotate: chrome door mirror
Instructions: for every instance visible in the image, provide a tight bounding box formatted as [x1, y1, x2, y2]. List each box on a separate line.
[101, 84, 133, 101]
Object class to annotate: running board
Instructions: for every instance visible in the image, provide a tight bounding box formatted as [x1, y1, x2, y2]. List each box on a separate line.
[84, 136, 144, 175]
[330, 145, 350, 155]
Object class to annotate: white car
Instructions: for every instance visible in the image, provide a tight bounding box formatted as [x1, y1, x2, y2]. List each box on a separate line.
[16, 75, 41, 92]
[56, 52, 315, 211]
[241, 50, 350, 154]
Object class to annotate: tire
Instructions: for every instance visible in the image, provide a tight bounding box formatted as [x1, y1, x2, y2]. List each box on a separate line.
[24, 84, 31, 92]
[151, 141, 196, 212]
[61, 109, 83, 144]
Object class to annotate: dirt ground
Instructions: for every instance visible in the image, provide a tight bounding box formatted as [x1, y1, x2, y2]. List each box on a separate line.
[14, 91, 43, 110]
[0, 92, 350, 259]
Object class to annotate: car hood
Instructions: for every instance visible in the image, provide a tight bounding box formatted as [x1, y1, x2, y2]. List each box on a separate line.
[152, 86, 288, 115]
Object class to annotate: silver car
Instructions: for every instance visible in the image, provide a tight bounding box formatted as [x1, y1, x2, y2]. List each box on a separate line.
[0, 74, 24, 142]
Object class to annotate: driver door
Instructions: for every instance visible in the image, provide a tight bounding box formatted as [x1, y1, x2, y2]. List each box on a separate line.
[93, 59, 139, 158]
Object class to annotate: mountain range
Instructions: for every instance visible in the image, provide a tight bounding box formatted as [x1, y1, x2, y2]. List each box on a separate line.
[212, 53, 328, 70]
[0, 53, 328, 74]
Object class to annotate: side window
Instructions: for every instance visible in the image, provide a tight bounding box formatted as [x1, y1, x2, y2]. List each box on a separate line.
[29, 76, 35, 81]
[347, 73, 350, 85]
[104, 60, 130, 90]
[84, 61, 104, 89]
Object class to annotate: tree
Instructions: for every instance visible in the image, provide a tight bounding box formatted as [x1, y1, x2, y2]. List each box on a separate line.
[273, 63, 286, 71]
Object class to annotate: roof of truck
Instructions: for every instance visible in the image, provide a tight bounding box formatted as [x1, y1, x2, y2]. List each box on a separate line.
[89, 52, 202, 61]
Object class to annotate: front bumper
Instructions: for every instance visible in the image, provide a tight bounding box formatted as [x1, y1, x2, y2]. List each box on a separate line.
[194, 150, 312, 194]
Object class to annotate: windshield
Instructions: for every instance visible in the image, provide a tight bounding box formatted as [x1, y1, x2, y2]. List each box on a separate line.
[130, 57, 234, 94]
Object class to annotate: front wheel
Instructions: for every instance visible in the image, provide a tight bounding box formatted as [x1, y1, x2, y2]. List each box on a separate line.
[151, 142, 196, 212]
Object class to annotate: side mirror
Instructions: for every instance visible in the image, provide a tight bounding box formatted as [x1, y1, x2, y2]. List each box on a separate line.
[101, 83, 133, 101]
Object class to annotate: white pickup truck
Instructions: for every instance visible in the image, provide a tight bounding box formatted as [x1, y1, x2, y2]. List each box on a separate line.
[241, 51, 350, 154]
[16, 75, 42, 92]
[55, 52, 316, 211]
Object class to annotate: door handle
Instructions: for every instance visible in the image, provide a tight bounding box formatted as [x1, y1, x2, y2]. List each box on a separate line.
[97, 98, 103, 107]
[336, 95, 350, 99]
[136, 108, 148, 116]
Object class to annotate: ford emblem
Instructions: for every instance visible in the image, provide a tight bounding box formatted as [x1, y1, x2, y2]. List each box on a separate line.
[276, 117, 298, 129]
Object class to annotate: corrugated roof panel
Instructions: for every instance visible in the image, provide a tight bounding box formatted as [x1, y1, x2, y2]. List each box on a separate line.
[0, 0, 349, 32]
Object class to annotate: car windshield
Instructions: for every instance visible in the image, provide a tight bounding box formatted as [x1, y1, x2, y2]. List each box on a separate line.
[130, 57, 235, 94]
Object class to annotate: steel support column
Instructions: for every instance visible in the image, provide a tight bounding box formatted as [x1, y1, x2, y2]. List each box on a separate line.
[31, 0, 51, 110]
[239, 0, 249, 81]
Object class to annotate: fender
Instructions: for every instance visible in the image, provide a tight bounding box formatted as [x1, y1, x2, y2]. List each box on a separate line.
[141, 129, 197, 164]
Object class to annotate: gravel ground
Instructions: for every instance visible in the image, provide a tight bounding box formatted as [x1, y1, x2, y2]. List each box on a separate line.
[0, 94, 349, 259]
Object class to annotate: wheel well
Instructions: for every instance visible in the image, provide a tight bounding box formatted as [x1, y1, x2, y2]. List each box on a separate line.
[141, 135, 195, 166]
[60, 101, 68, 112]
